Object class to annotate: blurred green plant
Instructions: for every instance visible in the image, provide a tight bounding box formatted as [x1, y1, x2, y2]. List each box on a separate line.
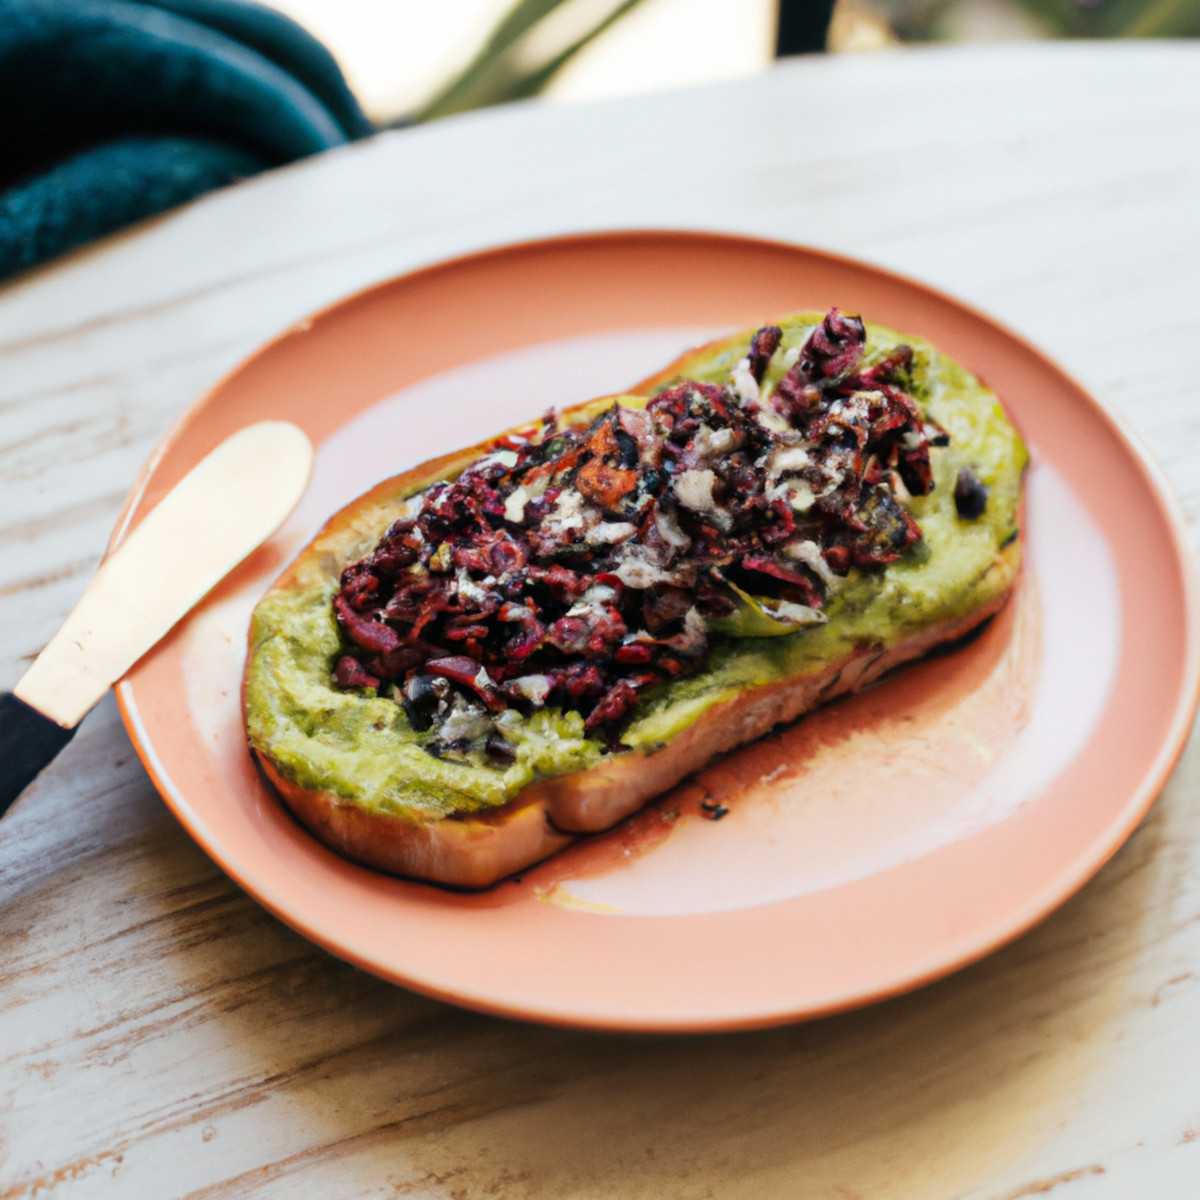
[1019, 0, 1200, 36]
[880, 0, 1200, 40]
[411, 0, 1199, 127]
[414, 0, 647, 122]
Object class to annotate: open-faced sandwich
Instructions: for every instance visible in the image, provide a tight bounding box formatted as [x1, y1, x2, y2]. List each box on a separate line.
[244, 309, 1027, 888]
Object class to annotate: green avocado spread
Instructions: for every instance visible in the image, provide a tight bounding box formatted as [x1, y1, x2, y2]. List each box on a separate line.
[245, 314, 1027, 821]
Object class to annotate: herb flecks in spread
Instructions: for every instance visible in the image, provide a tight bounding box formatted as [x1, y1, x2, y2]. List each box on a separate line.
[332, 309, 950, 757]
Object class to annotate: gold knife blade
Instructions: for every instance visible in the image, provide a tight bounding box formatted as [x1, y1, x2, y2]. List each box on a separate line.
[13, 420, 313, 729]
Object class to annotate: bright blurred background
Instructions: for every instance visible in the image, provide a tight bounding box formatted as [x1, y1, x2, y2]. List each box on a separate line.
[269, 0, 1200, 126]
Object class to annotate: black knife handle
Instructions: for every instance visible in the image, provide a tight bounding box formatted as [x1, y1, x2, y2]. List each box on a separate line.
[0, 692, 77, 817]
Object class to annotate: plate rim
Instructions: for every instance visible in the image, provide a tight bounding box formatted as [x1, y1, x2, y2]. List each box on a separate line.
[113, 229, 1200, 1031]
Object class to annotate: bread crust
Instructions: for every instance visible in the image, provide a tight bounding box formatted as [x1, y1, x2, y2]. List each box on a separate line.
[246, 320, 1024, 889]
[259, 585, 1012, 888]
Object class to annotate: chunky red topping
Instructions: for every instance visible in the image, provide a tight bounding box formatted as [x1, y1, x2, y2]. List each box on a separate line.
[332, 309, 944, 755]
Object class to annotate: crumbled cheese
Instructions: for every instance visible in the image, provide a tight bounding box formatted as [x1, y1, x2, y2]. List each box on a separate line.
[682, 606, 707, 642]
[787, 480, 816, 512]
[438, 699, 493, 744]
[675, 468, 717, 513]
[764, 476, 816, 512]
[694, 424, 737, 461]
[504, 485, 530, 525]
[768, 599, 827, 626]
[456, 569, 489, 605]
[768, 445, 810, 475]
[753, 406, 793, 436]
[729, 357, 760, 405]
[585, 521, 637, 545]
[473, 666, 494, 691]
[566, 601, 604, 622]
[503, 471, 552, 525]
[654, 506, 690, 549]
[819, 466, 845, 495]
[613, 546, 673, 589]
[509, 675, 552, 706]
[830, 391, 878, 429]
[787, 539, 841, 591]
[469, 449, 520, 476]
[568, 583, 617, 616]
[582, 582, 618, 605]
[544, 489, 588, 535]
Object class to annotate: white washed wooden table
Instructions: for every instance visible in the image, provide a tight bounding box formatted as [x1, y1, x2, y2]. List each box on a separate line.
[3, 40, 1200, 1199]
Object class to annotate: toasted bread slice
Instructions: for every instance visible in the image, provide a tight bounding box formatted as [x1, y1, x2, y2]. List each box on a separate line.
[244, 313, 1026, 888]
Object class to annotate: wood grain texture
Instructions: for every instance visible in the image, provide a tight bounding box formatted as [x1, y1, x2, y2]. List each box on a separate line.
[2, 40, 1200, 1198]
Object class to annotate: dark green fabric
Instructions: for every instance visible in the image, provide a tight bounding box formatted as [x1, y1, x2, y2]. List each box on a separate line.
[0, 0, 371, 282]
[0, 137, 265, 277]
[135, 0, 373, 140]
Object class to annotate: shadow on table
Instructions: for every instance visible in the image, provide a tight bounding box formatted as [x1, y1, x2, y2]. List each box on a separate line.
[158, 753, 1187, 1197]
[8, 696, 1185, 1196]
[321, 812, 1165, 1197]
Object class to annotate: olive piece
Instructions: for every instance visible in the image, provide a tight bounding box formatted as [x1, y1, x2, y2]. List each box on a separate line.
[402, 674, 449, 732]
[954, 468, 990, 520]
[485, 734, 517, 765]
[613, 425, 639, 469]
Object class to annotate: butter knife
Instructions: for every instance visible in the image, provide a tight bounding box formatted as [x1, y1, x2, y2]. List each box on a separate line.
[0, 420, 313, 814]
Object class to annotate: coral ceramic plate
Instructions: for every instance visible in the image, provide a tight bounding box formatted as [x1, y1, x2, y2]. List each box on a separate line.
[116, 232, 1199, 1031]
